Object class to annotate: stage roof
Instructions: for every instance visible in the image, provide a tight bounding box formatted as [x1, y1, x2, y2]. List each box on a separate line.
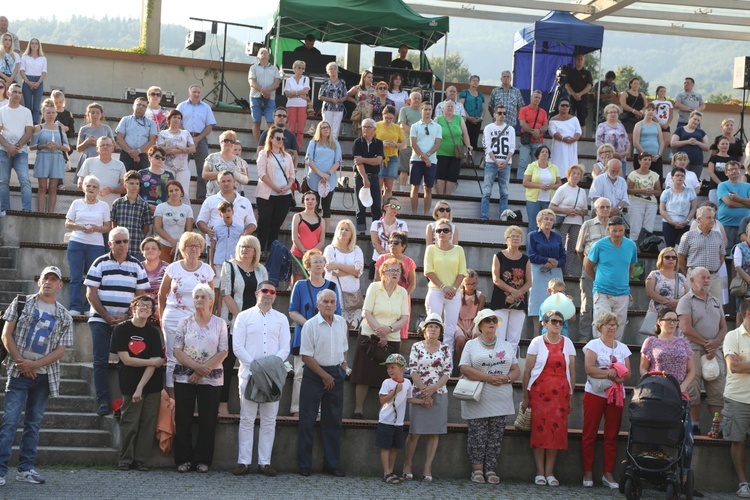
[405, 0, 750, 42]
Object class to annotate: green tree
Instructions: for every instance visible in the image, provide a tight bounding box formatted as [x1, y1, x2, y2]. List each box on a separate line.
[615, 65, 649, 96]
[406, 51, 471, 83]
[584, 53, 601, 83]
[707, 92, 733, 104]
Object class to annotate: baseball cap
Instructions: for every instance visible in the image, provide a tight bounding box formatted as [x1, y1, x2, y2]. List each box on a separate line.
[380, 353, 406, 366]
[41, 266, 62, 279]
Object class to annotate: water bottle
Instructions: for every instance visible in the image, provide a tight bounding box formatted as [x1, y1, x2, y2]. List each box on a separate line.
[711, 412, 721, 438]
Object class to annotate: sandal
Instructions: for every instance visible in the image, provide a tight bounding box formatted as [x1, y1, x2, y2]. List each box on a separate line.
[471, 470, 485, 483]
[401, 472, 413, 481]
[422, 475, 433, 483]
[534, 475, 546, 485]
[382, 472, 400, 484]
[196, 463, 209, 473]
[546, 475, 559, 486]
[485, 471, 500, 484]
[177, 462, 191, 473]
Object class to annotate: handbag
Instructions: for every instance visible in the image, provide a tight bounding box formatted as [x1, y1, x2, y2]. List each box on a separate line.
[445, 117, 468, 159]
[350, 108, 363, 123]
[730, 273, 748, 297]
[358, 333, 395, 363]
[519, 107, 541, 146]
[513, 401, 532, 431]
[271, 152, 297, 208]
[553, 187, 580, 229]
[587, 341, 615, 392]
[452, 377, 484, 402]
[332, 250, 364, 312]
[640, 272, 682, 334]
[637, 228, 663, 255]
[618, 111, 629, 122]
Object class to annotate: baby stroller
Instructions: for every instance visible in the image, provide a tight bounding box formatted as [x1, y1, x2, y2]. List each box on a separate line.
[619, 371, 694, 500]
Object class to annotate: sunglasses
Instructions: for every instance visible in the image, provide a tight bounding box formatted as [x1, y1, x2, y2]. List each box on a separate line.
[259, 288, 277, 295]
[222, 139, 236, 144]
[151, 155, 165, 161]
[559, 104, 570, 108]
[272, 136, 284, 141]
[436, 228, 451, 234]
[377, 86, 387, 90]
[437, 207, 451, 213]
[663, 255, 677, 260]
[424, 126, 429, 135]
[112, 239, 129, 245]
[388, 240, 402, 245]
[384, 203, 400, 210]
[495, 111, 506, 115]
[149, 92, 161, 97]
[547, 319, 564, 325]
[481, 317, 499, 324]
[274, 114, 287, 118]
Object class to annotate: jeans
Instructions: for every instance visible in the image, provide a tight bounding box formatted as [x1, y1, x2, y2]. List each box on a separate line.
[66, 241, 106, 313]
[0, 151, 31, 212]
[481, 160, 510, 219]
[355, 172, 381, 230]
[22, 76, 43, 125]
[517, 142, 542, 179]
[0, 374, 50, 476]
[90, 321, 114, 405]
[525, 200, 549, 233]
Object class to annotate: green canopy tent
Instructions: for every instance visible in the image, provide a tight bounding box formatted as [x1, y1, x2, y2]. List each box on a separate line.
[266, 0, 449, 83]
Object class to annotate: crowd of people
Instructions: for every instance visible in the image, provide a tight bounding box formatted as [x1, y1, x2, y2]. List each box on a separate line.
[3, 30, 750, 496]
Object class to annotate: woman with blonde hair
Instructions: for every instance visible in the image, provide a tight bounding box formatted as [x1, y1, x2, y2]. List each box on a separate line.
[158, 109, 195, 203]
[491, 225, 531, 346]
[591, 143, 615, 178]
[202, 129, 249, 196]
[324, 219, 365, 328]
[284, 60, 310, 147]
[305, 120, 341, 222]
[595, 103, 630, 173]
[76, 102, 115, 172]
[145, 85, 168, 130]
[348, 69, 376, 136]
[20, 38, 46, 124]
[30, 99, 69, 212]
[550, 163, 588, 275]
[0, 33, 19, 86]
[256, 127, 296, 250]
[158, 232, 215, 396]
[426, 200, 459, 245]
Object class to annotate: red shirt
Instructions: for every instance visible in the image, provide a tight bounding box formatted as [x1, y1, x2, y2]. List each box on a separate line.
[518, 105, 548, 144]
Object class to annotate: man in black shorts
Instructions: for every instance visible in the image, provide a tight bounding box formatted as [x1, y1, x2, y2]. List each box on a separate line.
[564, 54, 593, 136]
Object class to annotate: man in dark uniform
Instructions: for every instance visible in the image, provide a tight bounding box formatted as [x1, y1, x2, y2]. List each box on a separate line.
[564, 54, 593, 135]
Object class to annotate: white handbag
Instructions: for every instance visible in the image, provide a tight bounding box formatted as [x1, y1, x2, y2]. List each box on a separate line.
[453, 377, 484, 402]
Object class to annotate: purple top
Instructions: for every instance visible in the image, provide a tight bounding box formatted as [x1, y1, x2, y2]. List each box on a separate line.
[141, 260, 169, 297]
[642, 336, 693, 383]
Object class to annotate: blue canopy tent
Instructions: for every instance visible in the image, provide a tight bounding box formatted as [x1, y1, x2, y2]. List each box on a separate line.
[513, 11, 604, 113]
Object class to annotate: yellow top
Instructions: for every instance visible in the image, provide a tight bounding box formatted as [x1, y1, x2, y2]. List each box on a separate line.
[723, 323, 750, 404]
[375, 121, 405, 161]
[361, 281, 409, 342]
[423, 245, 467, 290]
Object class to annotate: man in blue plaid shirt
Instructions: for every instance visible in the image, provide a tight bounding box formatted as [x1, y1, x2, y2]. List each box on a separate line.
[0, 266, 73, 486]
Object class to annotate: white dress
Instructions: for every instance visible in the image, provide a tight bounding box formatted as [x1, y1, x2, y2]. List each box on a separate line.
[323, 244, 364, 324]
[549, 117, 581, 178]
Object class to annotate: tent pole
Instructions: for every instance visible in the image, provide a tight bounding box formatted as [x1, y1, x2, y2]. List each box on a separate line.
[273, 16, 281, 65]
[595, 49, 603, 138]
[442, 33, 448, 94]
[530, 41, 536, 92]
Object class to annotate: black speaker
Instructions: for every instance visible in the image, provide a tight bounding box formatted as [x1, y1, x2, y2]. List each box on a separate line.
[374, 51, 391, 68]
[185, 31, 206, 51]
[734, 56, 750, 90]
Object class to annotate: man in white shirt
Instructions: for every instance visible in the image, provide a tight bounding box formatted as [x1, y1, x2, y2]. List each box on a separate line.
[434, 86, 466, 119]
[176, 85, 216, 199]
[232, 281, 290, 477]
[0, 83, 33, 215]
[481, 104, 516, 220]
[297, 289, 348, 477]
[409, 102, 442, 214]
[77, 137, 127, 207]
[197, 170, 257, 238]
[589, 159, 629, 216]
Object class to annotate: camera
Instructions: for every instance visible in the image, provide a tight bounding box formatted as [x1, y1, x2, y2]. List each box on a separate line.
[555, 65, 571, 85]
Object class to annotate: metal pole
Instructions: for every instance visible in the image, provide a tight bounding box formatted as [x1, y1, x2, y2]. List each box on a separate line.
[218, 23, 228, 103]
[274, 16, 281, 67]
[530, 41, 536, 92]
[595, 49, 603, 136]
[442, 33, 448, 94]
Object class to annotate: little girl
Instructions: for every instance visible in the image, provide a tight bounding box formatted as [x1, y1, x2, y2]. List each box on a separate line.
[30, 98, 69, 212]
[455, 269, 484, 360]
[51, 89, 75, 172]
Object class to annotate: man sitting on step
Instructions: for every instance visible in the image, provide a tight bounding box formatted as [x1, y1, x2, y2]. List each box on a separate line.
[0, 266, 73, 486]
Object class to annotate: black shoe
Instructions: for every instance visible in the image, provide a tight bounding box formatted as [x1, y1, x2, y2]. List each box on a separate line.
[692, 425, 701, 435]
[132, 461, 149, 472]
[692, 489, 704, 497]
[352, 412, 364, 420]
[299, 468, 311, 477]
[322, 467, 345, 477]
[97, 403, 112, 416]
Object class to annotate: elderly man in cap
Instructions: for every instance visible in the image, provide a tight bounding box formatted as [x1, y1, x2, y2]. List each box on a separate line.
[0, 266, 73, 485]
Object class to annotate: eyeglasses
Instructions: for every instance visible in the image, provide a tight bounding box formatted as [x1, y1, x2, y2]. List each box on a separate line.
[388, 240, 402, 245]
[151, 155, 165, 161]
[259, 288, 277, 295]
[435, 227, 451, 234]
[605, 323, 619, 328]
[482, 317, 499, 324]
[663, 255, 677, 260]
[134, 302, 153, 310]
[149, 92, 161, 97]
[384, 203, 400, 210]
[437, 207, 451, 213]
[222, 139, 236, 144]
[112, 239, 129, 245]
[185, 244, 201, 249]
[320, 125, 331, 129]
[274, 114, 287, 118]
[240, 245, 254, 251]
[661, 318, 679, 324]
[547, 319, 564, 325]
[272, 136, 284, 142]
[362, 125, 374, 129]
[384, 268, 401, 274]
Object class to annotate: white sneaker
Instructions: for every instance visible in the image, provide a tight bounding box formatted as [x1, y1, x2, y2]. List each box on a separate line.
[0, 210, 5, 217]
[738, 483, 750, 498]
[69, 310, 82, 316]
[16, 469, 45, 484]
[0, 475, 5, 486]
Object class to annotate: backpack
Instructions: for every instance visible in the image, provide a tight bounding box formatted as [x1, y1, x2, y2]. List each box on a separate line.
[0, 295, 29, 364]
[265, 240, 292, 288]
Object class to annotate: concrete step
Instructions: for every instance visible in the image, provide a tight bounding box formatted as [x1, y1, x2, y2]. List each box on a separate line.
[11, 445, 118, 466]
[0, 377, 89, 397]
[12, 428, 112, 448]
[0, 394, 95, 413]
[30, 411, 107, 429]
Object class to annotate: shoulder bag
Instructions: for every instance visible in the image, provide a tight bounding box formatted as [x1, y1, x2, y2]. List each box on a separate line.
[639, 272, 680, 335]
[587, 340, 615, 392]
[453, 345, 494, 402]
[332, 249, 364, 313]
[271, 152, 297, 208]
[731, 244, 750, 297]
[446, 118, 468, 159]
[519, 107, 540, 145]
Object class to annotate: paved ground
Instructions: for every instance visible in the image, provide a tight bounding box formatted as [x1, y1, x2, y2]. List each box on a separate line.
[0, 467, 740, 499]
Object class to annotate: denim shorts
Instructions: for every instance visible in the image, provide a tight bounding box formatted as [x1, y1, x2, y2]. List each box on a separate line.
[409, 160, 437, 188]
[251, 97, 275, 124]
[379, 156, 399, 179]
